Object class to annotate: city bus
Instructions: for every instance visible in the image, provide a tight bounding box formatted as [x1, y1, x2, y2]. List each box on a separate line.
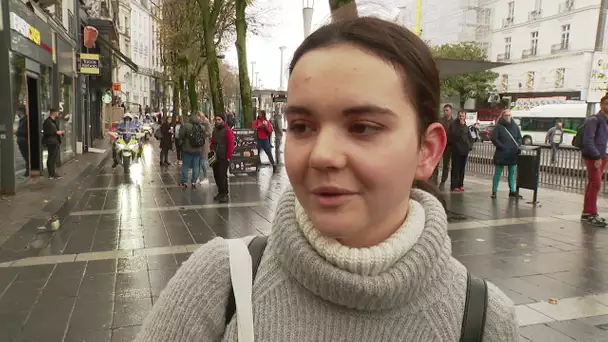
[512, 102, 588, 146]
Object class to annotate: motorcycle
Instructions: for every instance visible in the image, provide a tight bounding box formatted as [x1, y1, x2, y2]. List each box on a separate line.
[141, 123, 154, 141]
[108, 131, 144, 174]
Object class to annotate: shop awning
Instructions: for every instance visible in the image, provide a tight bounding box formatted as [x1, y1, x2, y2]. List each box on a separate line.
[96, 34, 139, 72]
[437, 59, 508, 79]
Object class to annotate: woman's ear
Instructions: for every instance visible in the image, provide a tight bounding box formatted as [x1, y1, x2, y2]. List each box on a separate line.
[415, 122, 447, 180]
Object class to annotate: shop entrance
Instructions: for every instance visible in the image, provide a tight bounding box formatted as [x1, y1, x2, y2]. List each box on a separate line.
[26, 75, 42, 173]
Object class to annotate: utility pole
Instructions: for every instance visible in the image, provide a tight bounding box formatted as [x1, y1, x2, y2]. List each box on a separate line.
[279, 46, 287, 90]
[587, 0, 608, 117]
[415, 0, 422, 36]
[303, 0, 314, 38]
[251, 61, 256, 89]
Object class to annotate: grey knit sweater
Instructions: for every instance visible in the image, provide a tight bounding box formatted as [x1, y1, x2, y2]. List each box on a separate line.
[137, 189, 518, 341]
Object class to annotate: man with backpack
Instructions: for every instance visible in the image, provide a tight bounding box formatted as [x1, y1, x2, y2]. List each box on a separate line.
[178, 114, 206, 188]
[577, 95, 608, 227]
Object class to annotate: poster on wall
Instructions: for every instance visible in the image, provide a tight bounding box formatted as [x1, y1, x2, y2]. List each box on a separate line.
[230, 129, 260, 174]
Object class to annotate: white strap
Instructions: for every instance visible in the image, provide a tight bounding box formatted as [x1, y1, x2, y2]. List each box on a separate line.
[227, 239, 255, 342]
[503, 126, 519, 147]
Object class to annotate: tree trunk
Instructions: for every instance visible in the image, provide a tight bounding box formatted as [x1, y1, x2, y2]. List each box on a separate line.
[235, 0, 253, 128]
[329, 0, 358, 22]
[187, 74, 199, 114]
[200, 0, 225, 117]
[172, 80, 179, 117]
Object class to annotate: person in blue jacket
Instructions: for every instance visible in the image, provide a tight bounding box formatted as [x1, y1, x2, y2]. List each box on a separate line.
[581, 95, 608, 227]
[491, 109, 522, 199]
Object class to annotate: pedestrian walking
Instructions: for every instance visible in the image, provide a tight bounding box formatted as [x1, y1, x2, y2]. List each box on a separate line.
[42, 108, 64, 179]
[174, 116, 184, 165]
[432, 104, 453, 188]
[138, 16, 517, 342]
[580, 96, 608, 227]
[271, 111, 284, 165]
[177, 115, 205, 188]
[159, 116, 173, 166]
[210, 114, 234, 203]
[545, 122, 564, 164]
[491, 109, 522, 199]
[449, 110, 474, 191]
[198, 113, 212, 185]
[253, 110, 277, 172]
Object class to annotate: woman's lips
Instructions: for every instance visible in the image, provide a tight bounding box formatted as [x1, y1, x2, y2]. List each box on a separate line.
[312, 193, 356, 207]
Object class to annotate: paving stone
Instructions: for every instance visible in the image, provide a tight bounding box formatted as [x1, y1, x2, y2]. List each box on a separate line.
[520, 324, 575, 341]
[65, 329, 111, 342]
[69, 299, 114, 332]
[21, 297, 75, 341]
[112, 298, 152, 328]
[13, 264, 55, 282]
[0, 280, 45, 314]
[111, 325, 141, 342]
[547, 319, 608, 341]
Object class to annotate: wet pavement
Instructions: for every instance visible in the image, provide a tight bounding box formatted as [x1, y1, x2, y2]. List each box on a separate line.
[0, 140, 607, 341]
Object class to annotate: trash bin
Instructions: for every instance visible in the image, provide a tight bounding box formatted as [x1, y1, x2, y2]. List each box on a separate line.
[516, 145, 541, 203]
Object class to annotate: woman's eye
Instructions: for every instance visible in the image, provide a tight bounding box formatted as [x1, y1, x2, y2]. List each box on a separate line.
[349, 123, 381, 135]
[288, 123, 313, 135]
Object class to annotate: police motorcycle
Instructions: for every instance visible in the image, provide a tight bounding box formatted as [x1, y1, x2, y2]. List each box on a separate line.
[109, 114, 144, 174]
[141, 115, 154, 140]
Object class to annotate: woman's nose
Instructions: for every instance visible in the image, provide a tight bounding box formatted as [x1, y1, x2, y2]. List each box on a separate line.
[309, 129, 347, 170]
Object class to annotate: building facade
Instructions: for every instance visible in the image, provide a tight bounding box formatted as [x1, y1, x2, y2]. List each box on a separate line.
[115, 0, 161, 115]
[483, 0, 605, 105]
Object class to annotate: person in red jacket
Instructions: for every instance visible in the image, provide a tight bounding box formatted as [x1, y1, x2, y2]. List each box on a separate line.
[252, 110, 277, 172]
[210, 114, 235, 203]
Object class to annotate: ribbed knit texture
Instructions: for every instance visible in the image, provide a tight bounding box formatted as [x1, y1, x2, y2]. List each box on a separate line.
[137, 189, 519, 342]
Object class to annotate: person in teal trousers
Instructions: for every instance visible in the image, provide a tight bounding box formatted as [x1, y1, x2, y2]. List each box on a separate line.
[491, 109, 522, 199]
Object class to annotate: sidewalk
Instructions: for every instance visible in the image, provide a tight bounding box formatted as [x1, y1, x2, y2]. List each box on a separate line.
[0, 139, 111, 262]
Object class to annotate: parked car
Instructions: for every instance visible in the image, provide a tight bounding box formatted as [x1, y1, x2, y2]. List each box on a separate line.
[479, 124, 495, 142]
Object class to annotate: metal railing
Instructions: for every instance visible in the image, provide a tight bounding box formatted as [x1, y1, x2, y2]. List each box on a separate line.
[444, 142, 608, 193]
[552, 43, 569, 54]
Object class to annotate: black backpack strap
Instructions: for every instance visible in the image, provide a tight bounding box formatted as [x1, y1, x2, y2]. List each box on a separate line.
[225, 236, 269, 326]
[460, 272, 488, 342]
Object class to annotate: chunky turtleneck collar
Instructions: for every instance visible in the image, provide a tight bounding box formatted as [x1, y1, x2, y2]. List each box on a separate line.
[269, 189, 452, 311]
[295, 199, 426, 276]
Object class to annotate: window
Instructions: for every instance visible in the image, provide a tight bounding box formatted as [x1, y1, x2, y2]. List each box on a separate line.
[521, 118, 583, 132]
[555, 68, 566, 88]
[531, 31, 539, 55]
[526, 71, 535, 89]
[507, 1, 515, 19]
[561, 24, 571, 49]
[501, 74, 509, 92]
[68, 10, 74, 36]
[505, 37, 512, 59]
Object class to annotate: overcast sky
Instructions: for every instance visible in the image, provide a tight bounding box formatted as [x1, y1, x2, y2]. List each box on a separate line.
[223, 0, 405, 90]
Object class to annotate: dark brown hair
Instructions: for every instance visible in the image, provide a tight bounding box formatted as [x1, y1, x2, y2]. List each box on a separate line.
[288, 17, 446, 207]
[289, 16, 440, 139]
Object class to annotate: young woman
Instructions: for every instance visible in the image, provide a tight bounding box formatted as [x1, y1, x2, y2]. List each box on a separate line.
[173, 115, 184, 165]
[449, 110, 474, 191]
[491, 109, 522, 199]
[159, 116, 173, 166]
[137, 17, 518, 341]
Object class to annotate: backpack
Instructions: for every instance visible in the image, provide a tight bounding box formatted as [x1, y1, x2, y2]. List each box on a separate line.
[154, 127, 163, 140]
[572, 115, 598, 149]
[225, 236, 489, 341]
[188, 123, 205, 148]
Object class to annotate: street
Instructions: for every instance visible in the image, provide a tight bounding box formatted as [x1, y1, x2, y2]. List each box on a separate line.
[0, 142, 607, 341]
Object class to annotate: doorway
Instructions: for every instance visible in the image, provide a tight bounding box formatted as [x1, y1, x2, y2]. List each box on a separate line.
[26, 75, 41, 173]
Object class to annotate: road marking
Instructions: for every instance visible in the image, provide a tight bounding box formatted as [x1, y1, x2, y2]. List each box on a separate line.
[448, 214, 590, 230]
[86, 181, 259, 191]
[68, 201, 264, 216]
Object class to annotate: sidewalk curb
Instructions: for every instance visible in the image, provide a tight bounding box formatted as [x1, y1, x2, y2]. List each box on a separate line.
[0, 146, 111, 262]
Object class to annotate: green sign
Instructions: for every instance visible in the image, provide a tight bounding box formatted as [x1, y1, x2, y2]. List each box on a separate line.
[102, 93, 112, 104]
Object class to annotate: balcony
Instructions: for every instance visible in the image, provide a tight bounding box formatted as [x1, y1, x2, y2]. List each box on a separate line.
[559, 0, 574, 13]
[502, 17, 514, 28]
[551, 43, 569, 54]
[497, 53, 510, 62]
[528, 10, 541, 21]
[522, 49, 537, 59]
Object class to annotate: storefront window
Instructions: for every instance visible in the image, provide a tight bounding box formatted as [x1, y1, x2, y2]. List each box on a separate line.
[11, 53, 28, 183]
[59, 74, 74, 160]
[40, 65, 52, 167]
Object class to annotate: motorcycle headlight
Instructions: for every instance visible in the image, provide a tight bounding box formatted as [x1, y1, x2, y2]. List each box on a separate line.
[116, 143, 126, 150]
[128, 142, 139, 150]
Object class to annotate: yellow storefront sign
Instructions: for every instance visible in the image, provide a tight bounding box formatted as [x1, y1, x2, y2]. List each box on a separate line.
[79, 53, 100, 75]
[28, 26, 40, 45]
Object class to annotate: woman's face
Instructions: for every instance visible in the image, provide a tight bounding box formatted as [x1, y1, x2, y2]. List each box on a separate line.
[285, 45, 445, 247]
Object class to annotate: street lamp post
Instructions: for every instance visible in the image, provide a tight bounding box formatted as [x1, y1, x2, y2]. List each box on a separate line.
[279, 46, 287, 90]
[251, 61, 256, 89]
[303, 0, 314, 38]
